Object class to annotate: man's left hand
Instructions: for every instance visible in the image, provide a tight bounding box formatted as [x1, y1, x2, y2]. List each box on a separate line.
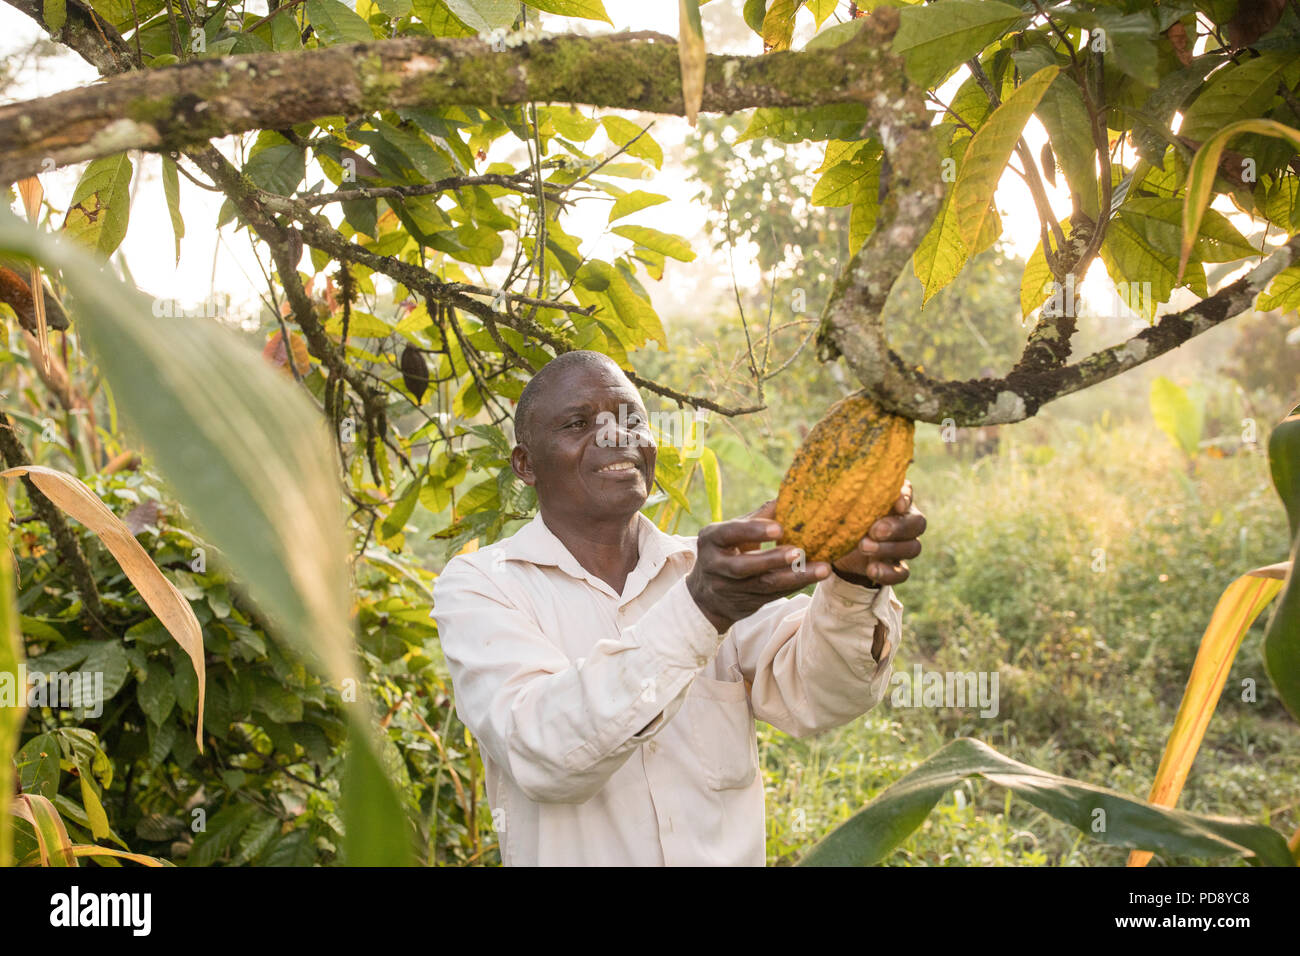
[831, 480, 926, 588]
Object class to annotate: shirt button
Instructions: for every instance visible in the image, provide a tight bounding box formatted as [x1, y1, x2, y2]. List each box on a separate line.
[647, 742, 658, 754]
[695, 655, 708, 667]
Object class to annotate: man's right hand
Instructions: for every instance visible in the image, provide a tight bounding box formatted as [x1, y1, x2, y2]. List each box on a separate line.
[685, 501, 833, 634]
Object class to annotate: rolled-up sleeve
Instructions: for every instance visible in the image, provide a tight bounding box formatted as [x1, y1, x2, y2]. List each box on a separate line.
[729, 573, 903, 739]
[431, 558, 724, 804]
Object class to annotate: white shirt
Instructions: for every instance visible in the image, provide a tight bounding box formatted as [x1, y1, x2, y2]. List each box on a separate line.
[431, 510, 903, 866]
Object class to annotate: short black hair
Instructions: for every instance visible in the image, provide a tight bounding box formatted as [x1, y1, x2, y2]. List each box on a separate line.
[513, 350, 622, 448]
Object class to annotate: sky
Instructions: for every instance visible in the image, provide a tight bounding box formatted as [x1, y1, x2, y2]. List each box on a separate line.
[0, 0, 1225, 334]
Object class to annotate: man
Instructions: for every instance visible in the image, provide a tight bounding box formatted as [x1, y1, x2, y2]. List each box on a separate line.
[432, 351, 926, 866]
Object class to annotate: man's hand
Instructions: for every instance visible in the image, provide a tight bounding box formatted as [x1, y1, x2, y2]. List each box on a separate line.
[830, 479, 926, 588]
[685, 504, 833, 634]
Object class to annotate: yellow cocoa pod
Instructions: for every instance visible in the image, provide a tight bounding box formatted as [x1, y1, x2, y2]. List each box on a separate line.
[775, 391, 914, 564]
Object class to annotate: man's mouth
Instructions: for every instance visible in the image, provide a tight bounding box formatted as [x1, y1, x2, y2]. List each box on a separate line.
[596, 459, 641, 476]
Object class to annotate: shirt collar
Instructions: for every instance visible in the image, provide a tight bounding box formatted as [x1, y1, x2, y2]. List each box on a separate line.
[500, 510, 696, 597]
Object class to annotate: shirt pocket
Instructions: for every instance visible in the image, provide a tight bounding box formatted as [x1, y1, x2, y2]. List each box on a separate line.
[685, 668, 758, 791]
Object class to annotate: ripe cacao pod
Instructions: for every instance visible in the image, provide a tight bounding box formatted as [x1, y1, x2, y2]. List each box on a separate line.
[775, 391, 914, 563]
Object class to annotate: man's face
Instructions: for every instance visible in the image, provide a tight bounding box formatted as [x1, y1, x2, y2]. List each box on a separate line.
[512, 362, 657, 522]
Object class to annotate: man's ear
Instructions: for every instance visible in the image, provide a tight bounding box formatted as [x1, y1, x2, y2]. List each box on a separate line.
[511, 444, 535, 486]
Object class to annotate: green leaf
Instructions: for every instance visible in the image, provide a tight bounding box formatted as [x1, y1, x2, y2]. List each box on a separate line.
[1033, 73, 1100, 221]
[1149, 376, 1203, 457]
[138, 660, 177, 726]
[1178, 52, 1296, 146]
[807, 0, 836, 29]
[1100, 207, 1189, 320]
[161, 155, 185, 266]
[43, 0, 66, 32]
[1258, 264, 1300, 313]
[342, 712, 416, 865]
[306, 0, 377, 44]
[608, 190, 670, 222]
[243, 137, 306, 196]
[1264, 410, 1300, 722]
[811, 152, 881, 207]
[699, 446, 722, 523]
[62, 154, 133, 259]
[1020, 233, 1057, 320]
[413, 0, 479, 34]
[601, 116, 663, 168]
[381, 471, 424, 540]
[523, 0, 612, 24]
[16, 733, 59, 799]
[893, 0, 1024, 90]
[0, 206, 359, 721]
[799, 737, 1296, 866]
[1117, 196, 1256, 264]
[1178, 119, 1300, 283]
[953, 66, 1059, 253]
[761, 0, 798, 51]
[848, 200, 876, 254]
[737, 104, 868, 144]
[611, 224, 696, 262]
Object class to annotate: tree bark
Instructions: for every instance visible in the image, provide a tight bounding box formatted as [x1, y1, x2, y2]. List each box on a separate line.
[0, 17, 909, 184]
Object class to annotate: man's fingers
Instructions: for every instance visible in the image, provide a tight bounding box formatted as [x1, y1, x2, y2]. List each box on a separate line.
[892, 479, 914, 515]
[738, 499, 778, 552]
[700, 516, 782, 551]
[867, 509, 927, 543]
[710, 545, 808, 580]
[857, 538, 922, 561]
[864, 560, 910, 586]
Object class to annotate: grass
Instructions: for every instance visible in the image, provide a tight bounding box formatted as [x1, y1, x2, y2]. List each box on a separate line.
[759, 414, 1298, 865]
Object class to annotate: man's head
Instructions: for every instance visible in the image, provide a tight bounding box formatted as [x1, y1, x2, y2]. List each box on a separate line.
[511, 351, 656, 523]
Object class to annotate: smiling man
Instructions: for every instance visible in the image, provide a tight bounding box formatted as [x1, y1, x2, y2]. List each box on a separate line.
[431, 350, 926, 866]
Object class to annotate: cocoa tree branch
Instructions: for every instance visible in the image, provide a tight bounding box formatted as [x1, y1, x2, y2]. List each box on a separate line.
[0, 17, 906, 183]
[834, 233, 1300, 426]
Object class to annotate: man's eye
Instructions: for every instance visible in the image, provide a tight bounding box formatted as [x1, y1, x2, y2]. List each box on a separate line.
[628, 415, 645, 427]
[567, 419, 586, 429]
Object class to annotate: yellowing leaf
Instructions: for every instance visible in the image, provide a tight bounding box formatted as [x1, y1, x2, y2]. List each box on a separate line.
[679, 0, 706, 125]
[0, 465, 206, 750]
[1179, 119, 1300, 283]
[953, 67, 1059, 253]
[1128, 564, 1288, 867]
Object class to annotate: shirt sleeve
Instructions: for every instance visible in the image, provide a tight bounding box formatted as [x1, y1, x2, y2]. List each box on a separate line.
[728, 572, 903, 739]
[431, 556, 724, 804]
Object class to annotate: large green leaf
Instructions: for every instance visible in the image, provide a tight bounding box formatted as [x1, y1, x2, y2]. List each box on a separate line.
[306, 0, 377, 44]
[1178, 53, 1296, 146]
[1149, 376, 1203, 457]
[1264, 408, 1300, 724]
[799, 737, 1296, 866]
[0, 208, 414, 864]
[342, 711, 416, 865]
[893, 0, 1024, 91]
